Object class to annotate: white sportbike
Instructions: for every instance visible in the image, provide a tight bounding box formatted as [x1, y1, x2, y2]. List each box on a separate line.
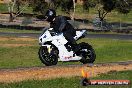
[38, 28, 96, 66]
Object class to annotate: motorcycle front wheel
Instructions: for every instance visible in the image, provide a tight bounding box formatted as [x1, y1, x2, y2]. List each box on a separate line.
[79, 42, 96, 64]
[38, 45, 58, 66]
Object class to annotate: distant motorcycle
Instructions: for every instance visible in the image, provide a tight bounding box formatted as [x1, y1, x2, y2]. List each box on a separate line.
[38, 28, 96, 66]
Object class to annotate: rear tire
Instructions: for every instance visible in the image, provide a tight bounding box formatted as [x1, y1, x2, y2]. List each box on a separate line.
[79, 42, 96, 64]
[38, 45, 58, 66]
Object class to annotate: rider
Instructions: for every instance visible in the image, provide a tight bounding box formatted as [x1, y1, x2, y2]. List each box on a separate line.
[44, 9, 80, 54]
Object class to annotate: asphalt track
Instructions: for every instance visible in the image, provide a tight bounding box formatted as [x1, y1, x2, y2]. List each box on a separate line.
[0, 32, 132, 40]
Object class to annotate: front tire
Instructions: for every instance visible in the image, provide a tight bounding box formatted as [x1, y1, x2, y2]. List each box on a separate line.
[38, 45, 58, 66]
[79, 42, 96, 64]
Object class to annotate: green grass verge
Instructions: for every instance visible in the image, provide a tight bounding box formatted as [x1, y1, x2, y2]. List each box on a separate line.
[0, 70, 131, 88]
[0, 38, 43, 68]
[0, 37, 132, 68]
[0, 46, 43, 68]
[0, 28, 42, 33]
[79, 38, 132, 63]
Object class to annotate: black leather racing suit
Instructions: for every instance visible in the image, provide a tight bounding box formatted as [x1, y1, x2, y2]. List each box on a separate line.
[50, 16, 80, 53]
[50, 16, 76, 45]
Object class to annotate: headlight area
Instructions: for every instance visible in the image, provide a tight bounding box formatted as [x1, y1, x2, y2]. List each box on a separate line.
[39, 38, 43, 45]
[40, 38, 42, 42]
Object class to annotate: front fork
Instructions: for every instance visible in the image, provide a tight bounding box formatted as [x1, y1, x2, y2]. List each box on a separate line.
[42, 45, 52, 53]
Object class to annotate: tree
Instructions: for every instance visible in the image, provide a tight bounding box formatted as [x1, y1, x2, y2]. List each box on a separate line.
[4, 0, 29, 22]
[16, 0, 20, 12]
[32, 0, 76, 19]
[82, 0, 95, 12]
[4, 0, 16, 22]
[98, 0, 116, 21]
[82, 0, 131, 21]
[31, 0, 57, 14]
[82, 0, 116, 21]
[56, 0, 77, 19]
[116, 0, 131, 14]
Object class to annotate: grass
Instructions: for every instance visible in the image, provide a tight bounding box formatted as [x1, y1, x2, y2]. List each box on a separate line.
[0, 28, 42, 33]
[0, 36, 132, 68]
[106, 11, 132, 23]
[0, 4, 8, 13]
[0, 46, 42, 68]
[0, 37, 42, 68]
[0, 70, 131, 88]
[79, 38, 132, 63]
[0, 4, 33, 13]
[0, 27, 129, 35]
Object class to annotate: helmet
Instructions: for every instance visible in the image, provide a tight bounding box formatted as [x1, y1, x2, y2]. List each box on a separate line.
[45, 9, 56, 22]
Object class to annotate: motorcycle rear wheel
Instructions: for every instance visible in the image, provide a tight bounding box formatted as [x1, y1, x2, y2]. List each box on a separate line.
[79, 42, 96, 64]
[38, 45, 58, 66]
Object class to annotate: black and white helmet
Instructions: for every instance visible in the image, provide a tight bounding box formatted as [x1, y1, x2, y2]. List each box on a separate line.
[45, 9, 56, 22]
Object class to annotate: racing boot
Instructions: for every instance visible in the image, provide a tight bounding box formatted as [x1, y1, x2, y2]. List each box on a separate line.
[64, 42, 72, 52]
[72, 43, 81, 56]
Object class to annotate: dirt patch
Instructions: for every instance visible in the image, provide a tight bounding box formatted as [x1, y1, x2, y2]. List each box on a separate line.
[0, 44, 33, 47]
[0, 37, 37, 42]
[0, 37, 36, 47]
[0, 64, 132, 83]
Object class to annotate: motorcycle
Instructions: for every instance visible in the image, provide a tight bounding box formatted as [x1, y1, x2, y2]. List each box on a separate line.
[38, 28, 96, 66]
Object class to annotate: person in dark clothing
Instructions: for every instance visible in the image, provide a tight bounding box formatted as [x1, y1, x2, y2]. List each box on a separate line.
[50, 16, 76, 44]
[44, 9, 80, 54]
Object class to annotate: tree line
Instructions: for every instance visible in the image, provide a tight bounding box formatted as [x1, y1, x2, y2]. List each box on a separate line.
[5, 0, 132, 22]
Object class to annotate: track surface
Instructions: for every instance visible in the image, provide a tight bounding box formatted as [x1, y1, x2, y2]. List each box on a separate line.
[0, 61, 132, 83]
[0, 32, 132, 40]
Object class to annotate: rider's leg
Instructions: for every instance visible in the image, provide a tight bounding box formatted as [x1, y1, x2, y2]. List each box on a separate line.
[63, 31, 80, 54]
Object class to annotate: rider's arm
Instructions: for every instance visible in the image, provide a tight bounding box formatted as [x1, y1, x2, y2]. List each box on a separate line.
[58, 16, 68, 32]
